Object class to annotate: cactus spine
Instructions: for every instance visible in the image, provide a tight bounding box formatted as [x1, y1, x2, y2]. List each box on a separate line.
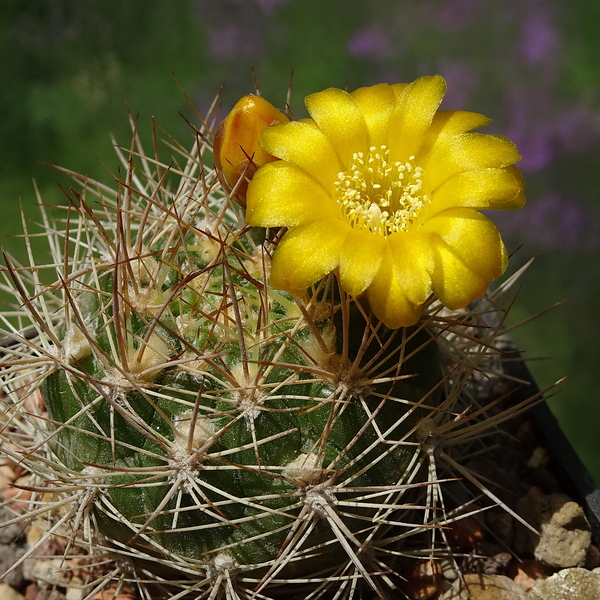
[1, 101, 529, 600]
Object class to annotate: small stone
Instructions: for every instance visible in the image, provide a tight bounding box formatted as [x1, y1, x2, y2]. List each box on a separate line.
[92, 589, 136, 600]
[23, 583, 39, 600]
[516, 419, 534, 444]
[506, 559, 553, 592]
[0, 507, 26, 545]
[34, 591, 66, 600]
[439, 573, 529, 599]
[65, 577, 83, 600]
[0, 467, 15, 498]
[0, 545, 24, 589]
[527, 446, 550, 469]
[439, 558, 460, 581]
[0, 583, 26, 600]
[401, 559, 443, 600]
[485, 510, 513, 547]
[1, 476, 33, 508]
[28, 558, 70, 587]
[462, 549, 512, 576]
[530, 567, 600, 599]
[446, 513, 485, 551]
[515, 492, 591, 568]
[26, 520, 48, 549]
[585, 545, 600, 569]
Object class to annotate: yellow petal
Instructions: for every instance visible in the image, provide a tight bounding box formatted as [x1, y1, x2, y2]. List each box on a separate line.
[350, 83, 396, 148]
[339, 229, 386, 296]
[500, 166, 526, 209]
[423, 166, 525, 218]
[387, 232, 434, 305]
[417, 110, 492, 161]
[423, 208, 507, 281]
[390, 83, 410, 98]
[388, 75, 447, 162]
[425, 132, 522, 190]
[270, 219, 349, 294]
[259, 120, 342, 190]
[246, 162, 340, 227]
[366, 245, 422, 328]
[429, 238, 489, 310]
[305, 87, 370, 168]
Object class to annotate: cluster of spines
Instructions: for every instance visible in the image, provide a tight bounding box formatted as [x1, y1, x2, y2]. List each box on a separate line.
[0, 108, 542, 600]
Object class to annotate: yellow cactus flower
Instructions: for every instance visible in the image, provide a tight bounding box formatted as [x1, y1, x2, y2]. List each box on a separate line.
[214, 94, 289, 206]
[246, 76, 525, 328]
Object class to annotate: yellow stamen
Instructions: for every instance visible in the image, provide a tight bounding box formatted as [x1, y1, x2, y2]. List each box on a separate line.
[333, 145, 430, 235]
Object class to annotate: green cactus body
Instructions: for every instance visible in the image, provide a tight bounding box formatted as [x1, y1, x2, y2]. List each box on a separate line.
[0, 144, 432, 587]
[0, 107, 527, 599]
[33, 184, 439, 582]
[0, 73, 536, 600]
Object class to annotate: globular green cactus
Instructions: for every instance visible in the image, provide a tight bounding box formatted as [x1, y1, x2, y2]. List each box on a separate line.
[37, 185, 438, 575]
[0, 82, 530, 600]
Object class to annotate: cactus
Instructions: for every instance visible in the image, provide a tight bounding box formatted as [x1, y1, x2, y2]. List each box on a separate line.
[0, 79, 533, 599]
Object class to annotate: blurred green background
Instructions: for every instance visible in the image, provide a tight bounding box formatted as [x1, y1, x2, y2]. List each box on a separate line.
[2, 0, 599, 482]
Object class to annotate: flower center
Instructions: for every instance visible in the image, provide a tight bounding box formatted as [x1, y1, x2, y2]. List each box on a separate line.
[333, 145, 430, 236]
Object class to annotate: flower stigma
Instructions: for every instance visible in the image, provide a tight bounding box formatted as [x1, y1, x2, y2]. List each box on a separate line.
[333, 145, 429, 236]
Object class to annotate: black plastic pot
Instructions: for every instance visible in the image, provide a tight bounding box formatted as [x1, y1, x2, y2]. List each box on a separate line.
[507, 358, 600, 546]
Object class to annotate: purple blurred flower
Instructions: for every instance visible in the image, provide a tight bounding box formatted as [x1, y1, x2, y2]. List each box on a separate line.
[430, 0, 481, 30]
[347, 27, 392, 60]
[199, 0, 290, 8]
[520, 9, 559, 65]
[516, 131, 555, 173]
[255, 0, 292, 13]
[503, 89, 555, 173]
[437, 61, 479, 109]
[556, 106, 600, 152]
[494, 194, 600, 251]
[503, 83, 600, 173]
[208, 22, 263, 60]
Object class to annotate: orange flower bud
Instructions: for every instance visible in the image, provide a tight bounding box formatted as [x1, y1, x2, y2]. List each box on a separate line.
[214, 95, 289, 207]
